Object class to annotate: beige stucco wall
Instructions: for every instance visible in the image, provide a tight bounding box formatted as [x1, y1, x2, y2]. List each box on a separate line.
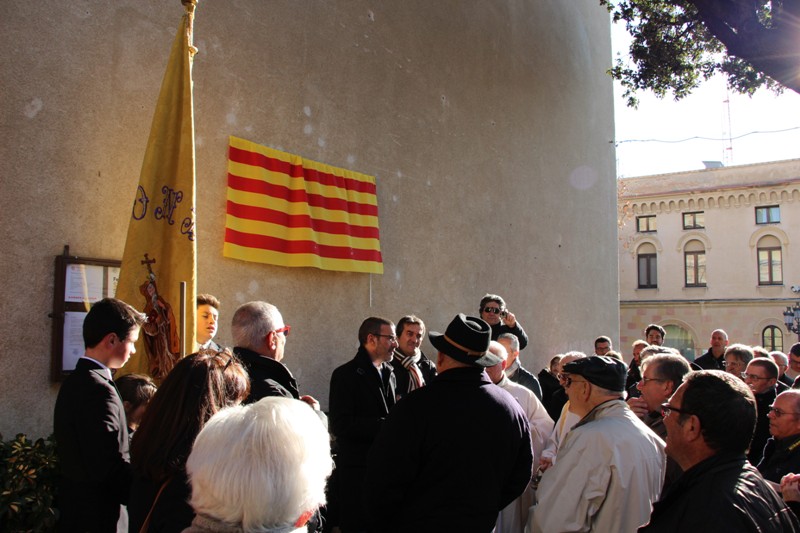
[1, 0, 617, 438]
[619, 160, 800, 359]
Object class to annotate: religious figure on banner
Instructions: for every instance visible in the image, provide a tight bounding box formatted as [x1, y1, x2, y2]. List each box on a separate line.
[138, 254, 181, 380]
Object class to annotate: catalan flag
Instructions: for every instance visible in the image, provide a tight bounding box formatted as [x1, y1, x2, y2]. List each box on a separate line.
[224, 136, 384, 274]
[115, 2, 198, 382]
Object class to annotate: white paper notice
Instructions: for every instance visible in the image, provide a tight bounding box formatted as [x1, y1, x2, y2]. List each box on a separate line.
[65, 264, 105, 303]
[62, 311, 87, 371]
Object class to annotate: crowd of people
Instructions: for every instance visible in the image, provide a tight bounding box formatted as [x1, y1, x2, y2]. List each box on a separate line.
[52, 293, 800, 532]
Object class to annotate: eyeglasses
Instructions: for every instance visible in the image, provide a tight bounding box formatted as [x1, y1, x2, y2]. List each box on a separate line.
[661, 402, 694, 418]
[482, 306, 502, 314]
[374, 334, 398, 343]
[741, 373, 771, 380]
[640, 377, 667, 385]
[557, 373, 588, 388]
[768, 405, 800, 417]
[274, 325, 291, 337]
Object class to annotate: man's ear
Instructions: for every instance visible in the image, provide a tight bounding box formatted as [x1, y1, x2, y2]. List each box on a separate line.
[683, 414, 703, 443]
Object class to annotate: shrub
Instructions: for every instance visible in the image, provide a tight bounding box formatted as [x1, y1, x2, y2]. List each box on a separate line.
[0, 433, 58, 532]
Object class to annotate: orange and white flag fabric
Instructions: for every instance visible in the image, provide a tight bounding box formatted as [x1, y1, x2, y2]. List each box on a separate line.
[115, 3, 197, 381]
[224, 136, 383, 274]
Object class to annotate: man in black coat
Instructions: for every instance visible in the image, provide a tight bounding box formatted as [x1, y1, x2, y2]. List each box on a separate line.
[692, 329, 729, 371]
[329, 317, 398, 532]
[231, 301, 321, 410]
[364, 314, 533, 532]
[479, 293, 529, 349]
[390, 315, 436, 402]
[639, 370, 798, 532]
[53, 298, 146, 532]
[743, 358, 779, 466]
[758, 390, 800, 484]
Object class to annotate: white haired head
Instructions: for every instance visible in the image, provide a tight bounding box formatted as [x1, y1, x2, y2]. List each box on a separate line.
[187, 397, 333, 532]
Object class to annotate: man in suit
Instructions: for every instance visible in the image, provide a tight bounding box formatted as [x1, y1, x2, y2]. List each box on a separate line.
[329, 317, 397, 532]
[54, 297, 146, 532]
[390, 315, 436, 402]
[231, 301, 320, 410]
[363, 314, 532, 532]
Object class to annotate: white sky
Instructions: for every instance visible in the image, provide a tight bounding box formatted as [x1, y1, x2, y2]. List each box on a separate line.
[611, 23, 800, 178]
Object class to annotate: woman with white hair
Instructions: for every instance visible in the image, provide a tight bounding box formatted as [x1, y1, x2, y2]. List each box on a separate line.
[182, 397, 333, 533]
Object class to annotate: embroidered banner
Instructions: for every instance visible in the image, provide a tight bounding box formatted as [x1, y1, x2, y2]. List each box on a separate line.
[224, 136, 384, 274]
[115, 4, 198, 382]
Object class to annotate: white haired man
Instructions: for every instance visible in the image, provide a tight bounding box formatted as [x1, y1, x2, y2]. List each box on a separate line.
[486, 341, 554, 533]
[184, 397, 333, 532]
[231, 301, 320, 410]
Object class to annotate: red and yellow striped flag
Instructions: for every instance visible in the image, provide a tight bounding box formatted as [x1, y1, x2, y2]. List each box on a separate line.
[224, 136, 383, 274]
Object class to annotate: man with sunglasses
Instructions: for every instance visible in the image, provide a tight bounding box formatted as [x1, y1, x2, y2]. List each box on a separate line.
[757, 390, 800, 485]
[640, 371, 798, 531]
[743, 357, 780, 466]
[231, 301, 320, 410]
[479, 293, 529, 350]
[532, 356, 665, 533]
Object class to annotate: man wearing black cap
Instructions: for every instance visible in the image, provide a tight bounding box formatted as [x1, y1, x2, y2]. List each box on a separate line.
[364, 314, 533, 533]
[532, 356, 666, 533]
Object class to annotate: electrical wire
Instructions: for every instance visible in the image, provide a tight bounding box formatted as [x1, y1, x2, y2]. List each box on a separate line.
[614, 126, 800, 145]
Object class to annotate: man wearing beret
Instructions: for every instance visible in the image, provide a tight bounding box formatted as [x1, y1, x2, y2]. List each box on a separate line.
[532, 356, 666, 533]
[364, 314, 533, 532]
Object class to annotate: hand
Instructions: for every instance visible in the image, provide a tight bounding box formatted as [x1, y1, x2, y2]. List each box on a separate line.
[300, 395, 321, 411]
[539, 456, 553, 472]
[627, 397, 649, 420]
[782, 473, 800, 502]
[503, 310, 517, 327]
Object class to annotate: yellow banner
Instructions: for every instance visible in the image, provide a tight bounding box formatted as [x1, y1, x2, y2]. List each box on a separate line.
[115, 4, 197, 382]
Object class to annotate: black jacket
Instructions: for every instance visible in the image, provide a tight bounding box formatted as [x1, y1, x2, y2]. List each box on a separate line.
[508, 363, 542, 400]
[748, 386, 777, 466]
[234, 347, 300, 402]
[639, 452, 799, 532]
[693, 348, 725, 371]
[758, 433, 800, 483]
[364, 367, 533, 533]
[490, 321, 529, 350]
[53, 358, 131, 532]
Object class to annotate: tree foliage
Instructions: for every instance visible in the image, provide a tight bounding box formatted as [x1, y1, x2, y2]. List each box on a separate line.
[601, 0, 800, 106]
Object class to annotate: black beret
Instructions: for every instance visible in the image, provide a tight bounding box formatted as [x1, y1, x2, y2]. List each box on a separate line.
[562, 355, 627, 392]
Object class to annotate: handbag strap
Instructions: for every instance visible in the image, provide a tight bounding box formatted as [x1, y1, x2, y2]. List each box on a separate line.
[139, 477, 171, 533]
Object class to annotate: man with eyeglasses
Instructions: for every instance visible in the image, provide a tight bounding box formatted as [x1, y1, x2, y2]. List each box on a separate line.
[479, 293, 529, 350]
[757, 390, 800, 486]
[329, 317, 397, 533]
[231, 301, 320, 410]
[532, 356, 665, 533]
[724, 343, 754, 381]
[626, 352, 691, 494]
[639, 371, 799, 532]
[743, 357, 780, 466]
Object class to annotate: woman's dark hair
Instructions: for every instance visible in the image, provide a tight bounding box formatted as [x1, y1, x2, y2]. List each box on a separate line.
[130, 349, 250, 481]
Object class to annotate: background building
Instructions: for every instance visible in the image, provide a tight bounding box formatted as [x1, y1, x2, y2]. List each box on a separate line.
[1, 1, 618, 438]
[619, 159, 800, 360]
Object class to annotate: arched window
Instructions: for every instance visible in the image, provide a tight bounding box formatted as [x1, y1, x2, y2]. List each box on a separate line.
[637, 243, 657, 289]
[684, 239, 706, 287]
[762, 326, 783, 352]
[664, 324, 696, 362]
[757, 235, 783, 286]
